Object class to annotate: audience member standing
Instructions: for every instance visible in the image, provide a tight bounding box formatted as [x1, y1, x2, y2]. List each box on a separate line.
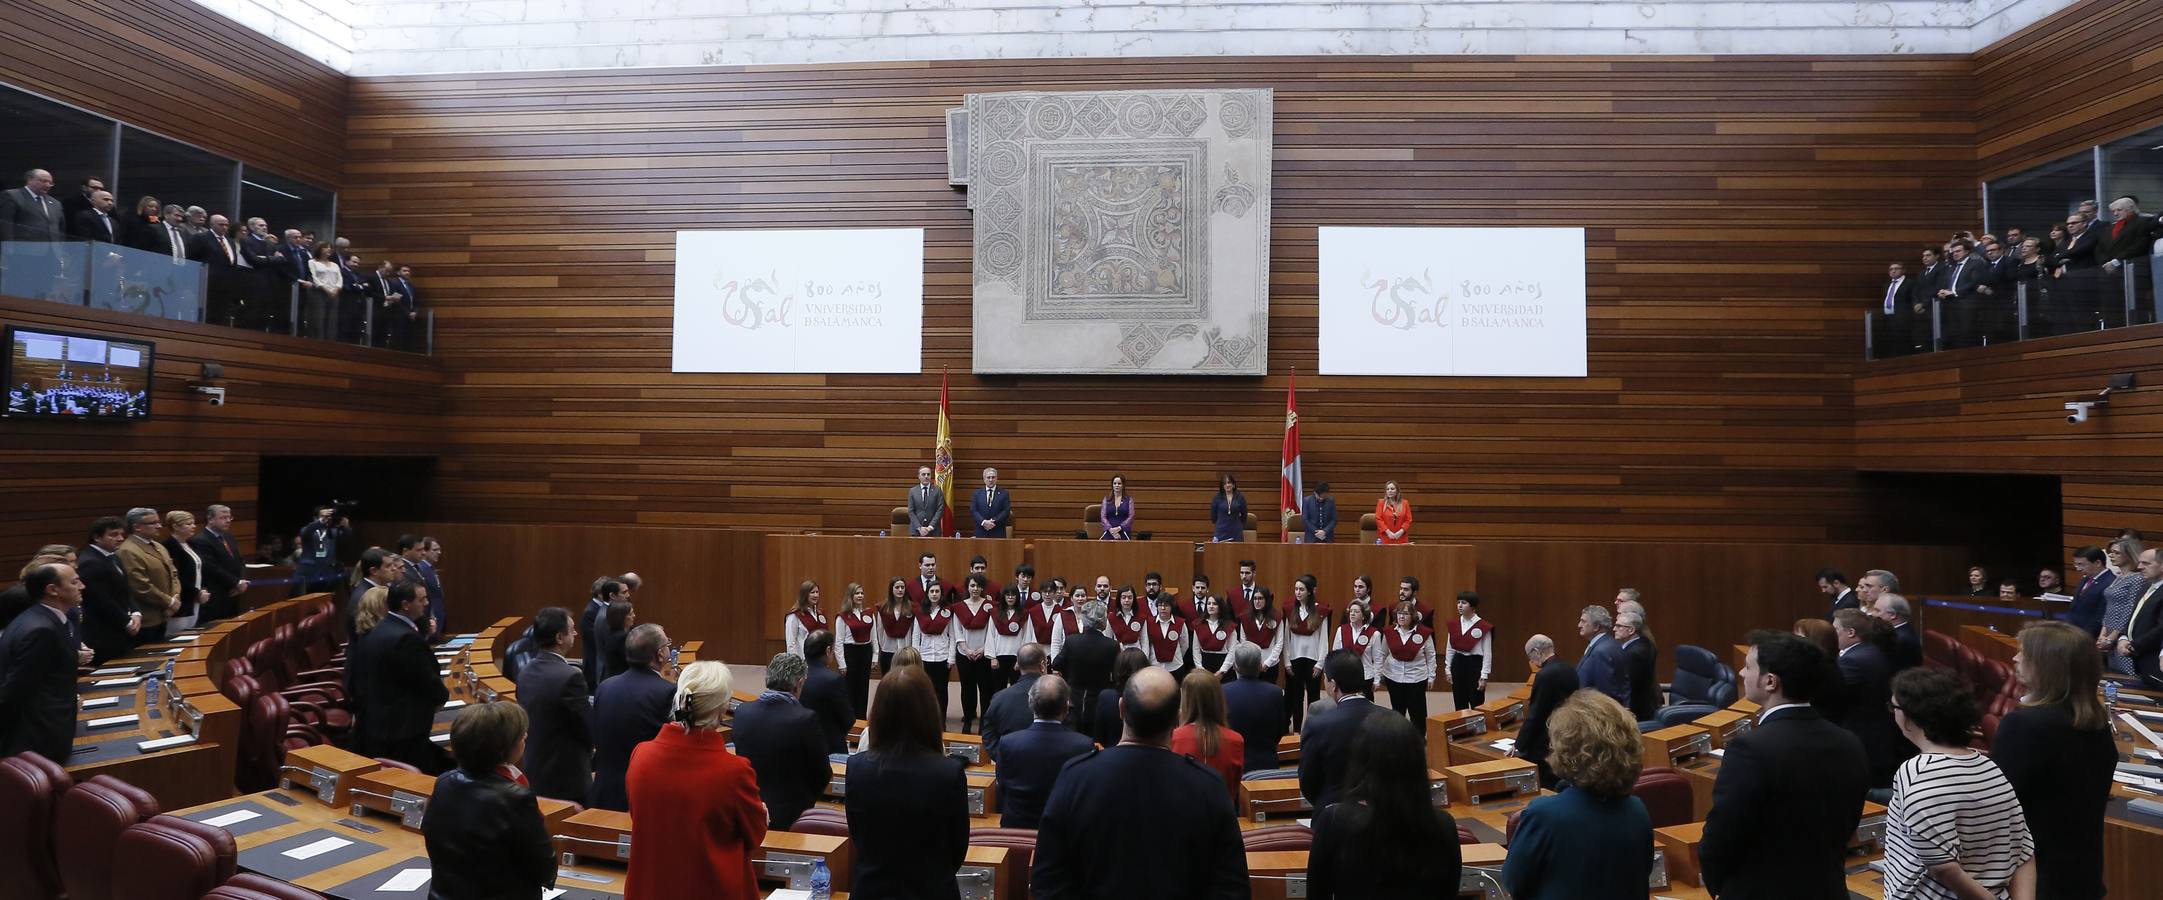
[1501, 692, 1654, 900]
[422, 703, 557, 900]
[76, 517, 137, 663]
[1061, 602, 1118, 729]
[1699, 631, 1868, 900]
[846, 666, 969, 900]
[515, 607, 593, 803]
[782, 580, 827, 661]
[590, 623, 674, 812]
[992, 673, 1094, 829]
[1374, 481, 1412, 544]
[0, 169, 65, 242]
[396, 535, 445, 634]
[347, 581, 449, 772]
[1300, 649, 1390, 808]
[1615, 608, 1659, 722]
[981, 642, 1048, 756]
[116, 507, 180, 644]
[0, 564, 83, 763]
[1573, 605, 1630, 708]
[304, 243, 343, 341]
[1880, 668, 2036, 899]
[2065, 546, 2115, 638]
[579, 576, 626, 692]
[2099, 539, 2146, 674]
[798, 630, 855, 755]
[1282, 575, 1329, 729]
[1513, 633, 1579, 789]
[1992, 621, 2114, 900]
[1099, 474, 1135, 540]
[1302, 482, 1337, 542]
[2118, 547, 2163, 686]
[624, 662, 764, 900]
[1033, 666, 1247, 900]
[913, 588, 958, 723]
[159, 510, 207, 634]
[1222, 643, 1286, 773]
[732, 653, 832, 829]
[190, 505, 249, 622]
[1210, 474, 1247, 542]
[1171, 672, 1246, 800]
[1308, 713, 1462, 899]
[1873, 593, 1923, 671]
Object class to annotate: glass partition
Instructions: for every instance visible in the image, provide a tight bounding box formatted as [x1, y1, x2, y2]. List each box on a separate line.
[240, 166, 335, 242]
[87, 241, 205, 323]
[0, 85, 116, 215]
[116, 126, 237, 229]
[0, 241, 89, 305]
[1985, 149, 2094, 240]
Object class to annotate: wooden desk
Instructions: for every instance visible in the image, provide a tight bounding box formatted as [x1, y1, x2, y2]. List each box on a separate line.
[1030, 539, 1197, 595]
[1958, 624, 2020, 668]
[70, 651, 240, 810]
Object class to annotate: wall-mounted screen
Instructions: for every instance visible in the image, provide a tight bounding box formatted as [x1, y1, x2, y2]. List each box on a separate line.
[3, 326, 155, 420]
[671, 228, 925, 374]
[1317, 227, 1588, 377]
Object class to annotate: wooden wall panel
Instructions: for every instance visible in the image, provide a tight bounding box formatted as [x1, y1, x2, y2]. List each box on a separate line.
[0, 0, 347, 186]
[0, 295, 444, 574]
[1974, 0, 2163, 178]
[341, 55, 1981, 546]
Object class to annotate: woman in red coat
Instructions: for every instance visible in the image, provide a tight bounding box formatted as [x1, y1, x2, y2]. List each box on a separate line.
[625, 660, 767, 900]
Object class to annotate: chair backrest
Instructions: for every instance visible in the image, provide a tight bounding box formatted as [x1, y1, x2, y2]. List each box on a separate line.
[889, 507, 909, 533]
[108, 817, 236, 900]
[1358, 513, 1378, 544]
[788, 807, 848, 837]
[204, 873, 329, 900]
[240, 693, 293, 793]
[1922, 629, 1960, 669]
[1666, 645, 1735, 707]
[56, 777, 161, 900]
[503, 635, 538, 683]
[0, 753, 72, 900]
[1241, 824, 1313, 852]
[1242, 512, 1258, 543]
[968, 827, 1037, 900]
[1631, 766, 1695, 830]
[1083, 504, 1102, 539]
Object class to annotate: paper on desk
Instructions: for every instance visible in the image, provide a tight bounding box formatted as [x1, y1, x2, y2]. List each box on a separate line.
[541, 891, 569, 900]
[1709, 748, 1726, 758]
[443, 700, 466, 708]
[90, 667, 137, 676]
[376, 868, 431, 892]
[169, 635, 198, 643]
[93, 677, 140, 687]
[2122, 713, 2163, 752]
[201, 809, 261, 828]
[765, 891, 808, 900]
[1489, 738, 1517, 751]
[2036, 592, 2075, 604]
[81, 697, 121, 709]
[87, 714, 138, 728]
[2112, 771, 2163, 793]
[1297, 818, 1313, 828]
[281, 836, 351, 860]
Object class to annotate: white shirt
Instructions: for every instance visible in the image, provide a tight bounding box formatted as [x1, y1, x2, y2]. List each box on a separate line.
[1377, 626, 1436, 683]
[783, 609, 827, 661]
[874, 608, 916, 654]
[1447, 614, 1493, 680]
[1332, 623, 1381, 682]
[1231, 619, 1283, 669]
[912, 609, 958, 663]
[1284, 606, 1329, 663]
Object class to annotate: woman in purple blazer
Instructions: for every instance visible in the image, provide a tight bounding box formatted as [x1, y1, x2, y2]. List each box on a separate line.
[1100, 475, 1135, 540]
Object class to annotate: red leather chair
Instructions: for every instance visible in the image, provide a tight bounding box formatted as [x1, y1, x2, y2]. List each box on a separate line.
[0, 752, 74, 900]
[107, 816, 236, 900]
[788, 808, 849, 837]
[203, 873, 329, 900]
[1240, 824, 1313, 852]
[1922, 630, 1960, 671]
[1456, 825, 1477, 844]
[1631, 766, 1695, 829]
[968, 827, 1038, 900]
[239, 693, 296, 792]
[55, 776, 161, 900]
[372, 758, 422, 773]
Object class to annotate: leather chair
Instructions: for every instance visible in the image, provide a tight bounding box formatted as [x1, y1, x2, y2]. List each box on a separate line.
[56, 775, 161, 900]
[1241, 824, 1313, 852]
[788, 807, 849, 837]
[0, 752, 73, 900]
[968, 827, 1037, 900]
[1654, 645, 1737, 727]
[889, 507, 910, 536]
[1631, 766, 1695, 829]
[502, 629, 538, 683]
[108, 816, 236, 900]
[1358, 513, 1378, 545]
[1922, 629, 1960, 670]
[1082, 504, 1102, 540]
[204, 873, 328, 900]
[239, 693, 295, 793]
[1242, 512, 1258, 543]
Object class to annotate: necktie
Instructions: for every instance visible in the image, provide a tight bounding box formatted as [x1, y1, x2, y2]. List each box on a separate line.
[168, 226, 183, 261]
[1883, 280, 1898, 314]
[220, 237, 234, 263]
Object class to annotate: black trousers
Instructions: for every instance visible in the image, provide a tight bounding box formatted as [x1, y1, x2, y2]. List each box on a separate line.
[958, 654, 994, 727]
[994, 655, 1018, 692]
[1450, 654, 1484, 710]
[1199, 652, 1226, 677]
[923, 660, 951, 722]
[878, 649, 895, 673]
[1385, 678, 1428, 724]
[1284, 657, 1321, 730]
[843, 642, 873, 720]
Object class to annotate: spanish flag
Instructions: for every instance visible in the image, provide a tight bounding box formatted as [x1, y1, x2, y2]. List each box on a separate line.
[1280, 368, 1303, 542]
[934, 370, 955, 537]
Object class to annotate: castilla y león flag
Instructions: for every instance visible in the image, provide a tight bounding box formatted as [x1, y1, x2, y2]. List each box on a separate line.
[1280, 369, 1302, 542]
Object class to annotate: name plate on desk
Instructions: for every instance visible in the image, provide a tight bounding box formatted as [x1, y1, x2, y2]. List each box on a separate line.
[137, 734, 197, 752]
[956, 862, 999, 900]
[1649, 846, 1669, 890]
[1432, 708, 1487, 740]
[1443, 758, 1537, 805]
[944, 735, 984, 764]
[81, 696, 122, 710]
[86, 713, 139, 729]
[760, 852, 819, 890]
[1641, 724, 1713, 767]
[1853, 801, 1888, 848]
[1692, 709, 1752, 747]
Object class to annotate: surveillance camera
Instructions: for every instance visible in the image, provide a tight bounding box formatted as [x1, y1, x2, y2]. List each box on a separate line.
[2065, 401, 2093, 424]
[191, 384, 226, 406]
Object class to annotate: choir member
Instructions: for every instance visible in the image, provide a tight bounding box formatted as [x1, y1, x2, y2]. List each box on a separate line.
[834, 583, 876, 718]
[1108, 586, 1147, 655]
[783, 580, 828, 661]
[875, 578, 914, 674]
[1445, 591, 1495, 710]
[1147, 596, 1192, 676]
[1380, 600, 1437, 721]
[1237, 587, 1283, 683]
[954, 575, 996, 733]
[1331, 599, 1380, 700]
[1283, 574, 1330, 730]
[913, 583, 957, 723]
[1194, 595, 1238, 675]
[987, 587, 1028, 692]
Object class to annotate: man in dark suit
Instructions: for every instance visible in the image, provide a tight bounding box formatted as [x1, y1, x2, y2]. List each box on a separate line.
[1700, 631, 1869, 900]
[589, 623, 674, 811]
[1574, 605, 1630, 708]
[1830, 609, 1910, 790]
[137, 205, 193, 260]
[1934, 241, 1987, 346]
[1299, 649, 1390, 808]
[578, 576, 626, 692]
[346, 581, 450, 772]
[0, 564, 83, 763]
[799, 630, 855, 755]
[1032, 666, 1247, 900]
[2054, 213, 2102, 274]
[187, 504, 249, 622]
[980, 642, 1047, 756]
[0, 169, 65, 243]
[76, 517, 139, 664]
[904, 552, 958, 610]
[1513, 634, 1579, 788]
[396, 535, 445, 635]
[1615, 610, 1661, 722]
[1301, 483, 1337, 543]
[198, 214, 253, 328]
[2120, 548, 2163, 688]
[59, 176, 101, 220]
[993, 674, 1094, 829]
[906, 465, 945, 537]
[516, 607, 593, 803]
[2066, 545, 2116, 637]
[732, 652, 832, 829]
[969, 467, 1012, 538]
[68, 189, 118, 243]
[1817, 568, 1857, 620]
[1222, 643, 1285, 772]
[1871, 593, 1924, 671]
[1873, 262, 1920, 356]
[393, 265, 424, 351]
[1057, 603, 1119, 728]
[2099, 196, 2163, 271]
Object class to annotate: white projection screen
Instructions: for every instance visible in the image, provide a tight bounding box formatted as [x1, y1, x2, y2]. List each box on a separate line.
[671, 228, 925, 374]
[1316, 227, 1587, 377]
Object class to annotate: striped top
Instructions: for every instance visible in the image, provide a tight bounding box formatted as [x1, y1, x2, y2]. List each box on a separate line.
[1880, 750, 2034, 899]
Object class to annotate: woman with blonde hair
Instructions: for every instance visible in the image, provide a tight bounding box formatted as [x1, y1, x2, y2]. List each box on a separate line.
[1171, 672, 1245, 799]
[1374, 481, 1412, 544]
[2, 544, 75, 629]
[161, 510, 207, 633]
[625, 661, 764, 900]
[353, 585, 391, 635]
[834, 582, 877, 718]
[1992, 621, 2113, 900]
[1502, 691, 1655, 899]
[2098, 538, 2146, 672]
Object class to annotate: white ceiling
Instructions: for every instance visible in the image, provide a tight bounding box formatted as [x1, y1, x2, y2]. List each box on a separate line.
[197, 0, 2084, 76]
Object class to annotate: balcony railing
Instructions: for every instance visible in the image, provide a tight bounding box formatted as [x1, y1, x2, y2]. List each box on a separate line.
[1866, 256, 2159, 359]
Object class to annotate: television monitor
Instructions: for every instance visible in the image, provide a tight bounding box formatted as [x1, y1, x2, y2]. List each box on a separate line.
[3, 326, 154, 420]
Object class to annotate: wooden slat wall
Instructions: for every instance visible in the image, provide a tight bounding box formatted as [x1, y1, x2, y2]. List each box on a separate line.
[341, 55, 1980, 544]
[0, 295, 445, 570]
[0, 0, 347, 186]
[1973, 0, 2163, 178]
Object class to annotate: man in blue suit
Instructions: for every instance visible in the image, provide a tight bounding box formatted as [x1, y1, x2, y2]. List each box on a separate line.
[733, 653, 833, 829]
[589, 623, 675, 811]
[992, 674, 1094, 829]
[398, 534, 447, 635]
[970, 467, 1013, 538]
[1222, 644, 1285, 772]
[2066, 546, 2115, 637]
[981, 643, 1047, 756]
[1299, 649, 1389, 808]
[1300, 483, 1337, 543]
[1574, 605, 1631, 708]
